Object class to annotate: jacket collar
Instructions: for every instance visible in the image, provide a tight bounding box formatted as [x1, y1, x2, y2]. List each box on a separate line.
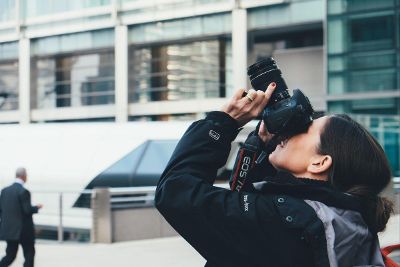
[253, 171, 365, 214]
[14, 178, 25, 187]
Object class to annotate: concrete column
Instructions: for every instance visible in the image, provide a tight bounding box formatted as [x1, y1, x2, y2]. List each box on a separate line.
[19, 38, 30, 124]
[115, 25, 128, 123]
[231, 8, 248, 97]
[91, 188, 112, 243]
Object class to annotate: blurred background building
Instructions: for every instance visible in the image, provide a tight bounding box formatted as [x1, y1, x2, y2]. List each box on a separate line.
[0, 0, 398, 172]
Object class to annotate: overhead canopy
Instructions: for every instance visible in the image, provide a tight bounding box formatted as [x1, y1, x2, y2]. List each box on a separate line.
[0, 120, 254, 227]
[74, 139, 179, 207]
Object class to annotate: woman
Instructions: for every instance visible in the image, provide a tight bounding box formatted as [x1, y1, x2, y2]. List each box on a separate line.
[155, 84, 393, 267]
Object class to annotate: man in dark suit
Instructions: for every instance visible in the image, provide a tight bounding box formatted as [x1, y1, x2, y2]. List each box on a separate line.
[0, 167, 42, 267]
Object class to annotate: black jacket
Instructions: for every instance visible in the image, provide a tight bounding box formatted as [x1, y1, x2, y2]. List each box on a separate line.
[155, 111, 384, 267]
[0, 183, 39, 241]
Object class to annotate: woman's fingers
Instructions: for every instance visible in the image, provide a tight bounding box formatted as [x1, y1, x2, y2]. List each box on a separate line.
[233, 88, 246, 101]
[252, 84, 276, 115]
[243, 83, 276, 107]
[244, 89, 257, 102]
[254, 90, 266, 105]
[222, 83, 277, 127]
[260, 82, 276, 107]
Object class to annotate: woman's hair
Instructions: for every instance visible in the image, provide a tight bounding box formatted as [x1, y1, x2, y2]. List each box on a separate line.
[318, 114, 393, 232]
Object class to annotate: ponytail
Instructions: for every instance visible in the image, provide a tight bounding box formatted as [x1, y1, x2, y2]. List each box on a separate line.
[373, 197, 394, 232]
[347, 186, 394, 232]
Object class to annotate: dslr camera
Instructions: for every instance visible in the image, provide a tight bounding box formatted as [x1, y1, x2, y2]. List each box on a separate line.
[229, 57, 314, 192]
[247, 57, 314, 136]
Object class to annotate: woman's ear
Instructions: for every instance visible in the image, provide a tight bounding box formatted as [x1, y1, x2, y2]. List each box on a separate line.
[307, 155, 332, 175]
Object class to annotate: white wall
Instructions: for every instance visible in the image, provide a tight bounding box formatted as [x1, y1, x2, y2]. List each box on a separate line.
[273, 46, 325, 111]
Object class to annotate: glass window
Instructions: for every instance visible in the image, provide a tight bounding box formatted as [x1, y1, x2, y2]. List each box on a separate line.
[327, 3, 399, 101]
[0, 60, 18, 111]
[250, 28, 323, 56]
[346, 0, 395, 12]
[31, 30, 114, 56]
[120, 0, 228, 3]
[31, 50, 115, 109]
[350, 114, 400, 176]
[23, 0, 111, 18]
[75, 139, 179, 201]
[329, 0, 395, 14]
[248, 0, 324, 30]
[328, 98, 400, 115]
[348, 51, 396, 70]
[225, 41, 233, 96]
[101, 141, 147, 177]
[328, 74, 346, 94]
[327, 19, 346, 54]
[120, 0, 229, 14]
[129, 40, 227, 103]
[136, 140, 178, 175]
[0, 0, 15, 22]
[128, 13, 231, 44]
[328, 0, 345, 15]
[129, 113, 197, 121]
[383, 131, 399, 176]
[203, 14, 231, 35]
[351, 98, 397, 111]
[327, 101, 347, 113]
[328, 56, 346, 72]
[398, 11, 400, 48]
[0, 42, 18, 61]
[348, 69, 396, 92]
[349, 15, 395, 51]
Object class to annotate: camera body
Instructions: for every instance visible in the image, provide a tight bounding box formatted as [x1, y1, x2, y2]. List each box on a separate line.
[247, 57, 314, 136]
[229, 58, 314, 192]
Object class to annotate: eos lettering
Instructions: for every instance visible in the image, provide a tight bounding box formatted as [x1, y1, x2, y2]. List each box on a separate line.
[239, 156, 251, 178]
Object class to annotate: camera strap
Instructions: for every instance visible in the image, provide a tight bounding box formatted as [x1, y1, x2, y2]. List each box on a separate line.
[229, 134, 261, 192]
[229, 122, 280, 192]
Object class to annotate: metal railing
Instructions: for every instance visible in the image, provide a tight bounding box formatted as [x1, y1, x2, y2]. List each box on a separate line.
[31, 179, 400, 243]
[32, 187, 161, 242]
[31, 189, 93, 242]
[109, 186, 156, 209]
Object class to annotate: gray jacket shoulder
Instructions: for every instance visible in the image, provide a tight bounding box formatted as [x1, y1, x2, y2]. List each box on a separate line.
[305, 200, 384, 267]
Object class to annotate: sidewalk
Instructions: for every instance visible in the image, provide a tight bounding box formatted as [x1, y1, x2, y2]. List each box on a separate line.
[0, 237, 205, 267]
[1, 214, 398, 267]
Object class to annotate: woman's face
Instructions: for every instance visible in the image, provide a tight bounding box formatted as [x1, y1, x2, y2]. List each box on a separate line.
[269, 116, 329, 176]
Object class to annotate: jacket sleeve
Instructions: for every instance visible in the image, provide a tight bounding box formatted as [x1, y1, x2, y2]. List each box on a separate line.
[19, 190, 39, 215]
[155, 111, 280, 265]
[0, 192, 2, 218]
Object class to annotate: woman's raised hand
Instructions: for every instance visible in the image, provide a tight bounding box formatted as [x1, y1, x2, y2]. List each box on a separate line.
[222, 83, 276, 127]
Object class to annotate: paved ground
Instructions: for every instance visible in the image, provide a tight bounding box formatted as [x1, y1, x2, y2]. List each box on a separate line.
[0, 237, 205, 267]
[1, 214, 398, 267]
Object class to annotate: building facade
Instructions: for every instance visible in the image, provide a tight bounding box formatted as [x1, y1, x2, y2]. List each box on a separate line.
[327, 0, 400, 175]
[0, 0, 399, 175]
[0, 0, 324, 123]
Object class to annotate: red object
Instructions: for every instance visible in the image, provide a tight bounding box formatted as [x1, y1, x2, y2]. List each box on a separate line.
[382, 244, 400, 267]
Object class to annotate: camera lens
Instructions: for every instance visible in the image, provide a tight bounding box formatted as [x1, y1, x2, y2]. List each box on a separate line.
[247, 57, 289, 106]
[247, 57, 277, 81]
